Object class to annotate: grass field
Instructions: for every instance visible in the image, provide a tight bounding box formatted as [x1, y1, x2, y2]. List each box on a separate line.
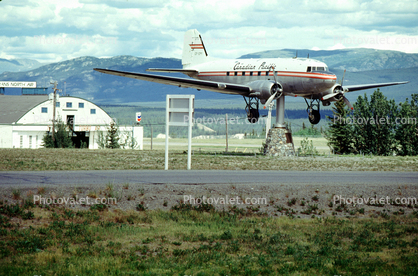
[1, 201, 418, 275]
[1, 140, 418, 275]
[1, 147, 418, 171]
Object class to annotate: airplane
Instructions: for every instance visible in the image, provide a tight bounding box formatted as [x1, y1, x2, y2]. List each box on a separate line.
[94, 29, 408, 127]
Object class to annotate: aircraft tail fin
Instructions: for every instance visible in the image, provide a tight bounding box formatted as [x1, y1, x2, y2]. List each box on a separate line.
[182, 29, 209, 68]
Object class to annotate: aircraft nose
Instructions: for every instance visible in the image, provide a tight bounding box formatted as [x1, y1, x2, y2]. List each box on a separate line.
[327, 71, 338, 82]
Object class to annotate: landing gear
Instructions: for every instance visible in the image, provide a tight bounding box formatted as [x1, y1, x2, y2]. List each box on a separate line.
[244, 96, 259, 123]
[305, 98, 321, 124]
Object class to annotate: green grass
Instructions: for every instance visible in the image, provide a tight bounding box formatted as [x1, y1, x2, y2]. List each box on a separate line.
[1, 148, 418, 171]
[0, 201, 417, 275]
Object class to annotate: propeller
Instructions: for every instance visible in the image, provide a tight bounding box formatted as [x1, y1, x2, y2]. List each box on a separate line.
[339, 70, 353, 110]
[322, 69, 353, 110]
[263, 67, 283, 109]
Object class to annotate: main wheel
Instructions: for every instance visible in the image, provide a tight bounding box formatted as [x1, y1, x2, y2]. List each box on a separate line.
[247, 109, 259, 123]
[308, 110, 321, 124]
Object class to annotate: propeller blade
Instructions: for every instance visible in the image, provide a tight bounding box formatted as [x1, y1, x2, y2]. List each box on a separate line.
[263, 91, 278, 109]
[340, 69, 346, 85]
[343, 96, 353, 110]
[321, 92, 340, 101]
[272, 66, 278, 84]
[263, 66, 283, 109]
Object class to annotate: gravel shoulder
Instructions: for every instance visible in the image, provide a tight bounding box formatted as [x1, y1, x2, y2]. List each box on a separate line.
[2, 181, 417, 219]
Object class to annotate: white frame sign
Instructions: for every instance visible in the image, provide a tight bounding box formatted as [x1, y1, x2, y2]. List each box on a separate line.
[165, 94, 194, 170]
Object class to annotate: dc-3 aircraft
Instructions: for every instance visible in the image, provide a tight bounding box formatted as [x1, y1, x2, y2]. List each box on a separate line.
[94, 29, 408, 126]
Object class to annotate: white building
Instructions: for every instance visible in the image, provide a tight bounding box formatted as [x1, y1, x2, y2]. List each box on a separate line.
[0, 94, 143, 149]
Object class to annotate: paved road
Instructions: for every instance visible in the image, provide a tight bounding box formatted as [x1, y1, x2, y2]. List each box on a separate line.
[1, 170, 417, 186]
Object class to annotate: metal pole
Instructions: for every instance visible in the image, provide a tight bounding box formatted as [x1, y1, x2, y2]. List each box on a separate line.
[187, 96, 193, 170]
[151, 125, 153, 150]
[225, 114, 228, 152]
[50, 81, 60, 142]
[266, 103, 273, 138]
[276, 96, 286, 128]
[165, 96, 169, 170]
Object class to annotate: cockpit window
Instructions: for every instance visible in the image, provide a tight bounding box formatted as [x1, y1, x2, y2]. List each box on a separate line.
[317, 67, 325, 71]
[307, 66, 311, 72]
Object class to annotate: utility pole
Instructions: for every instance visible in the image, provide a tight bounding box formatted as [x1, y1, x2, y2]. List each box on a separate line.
[50, 82, 61, 142]
[151, 125, 153, 150]
[225, 114, 228, 152]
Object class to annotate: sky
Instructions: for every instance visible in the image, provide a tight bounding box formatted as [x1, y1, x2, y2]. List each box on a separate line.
[1, 0, 417, 64]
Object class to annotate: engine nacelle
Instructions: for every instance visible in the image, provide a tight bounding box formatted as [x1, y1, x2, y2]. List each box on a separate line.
[247, 80, 283, 104]
[321, 84, 344, 104]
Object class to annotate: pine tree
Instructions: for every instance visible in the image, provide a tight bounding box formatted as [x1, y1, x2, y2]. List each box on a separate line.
[352, 89, 397, 155]
[395, 94, 418, 156]
[106, 121, 120, 149]
[325, 99, 354, 154]
[42, 119, 74, 148]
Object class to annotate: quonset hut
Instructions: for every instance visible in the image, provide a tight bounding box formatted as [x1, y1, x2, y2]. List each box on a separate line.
[0, 94, 143, 149]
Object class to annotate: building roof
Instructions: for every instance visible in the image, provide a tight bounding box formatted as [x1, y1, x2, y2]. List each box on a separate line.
[0, 95, 49, 124]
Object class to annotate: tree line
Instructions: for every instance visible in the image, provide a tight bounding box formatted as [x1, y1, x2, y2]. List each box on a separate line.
[326, 89, 418, 156]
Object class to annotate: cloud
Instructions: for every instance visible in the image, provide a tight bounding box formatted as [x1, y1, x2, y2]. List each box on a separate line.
[0, 0, 417, 63]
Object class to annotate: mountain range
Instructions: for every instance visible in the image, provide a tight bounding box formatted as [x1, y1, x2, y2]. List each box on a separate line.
[0, 48, 416, 105]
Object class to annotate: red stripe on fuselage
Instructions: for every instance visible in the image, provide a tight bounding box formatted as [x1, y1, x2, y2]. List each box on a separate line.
[198, 71, 336, 80]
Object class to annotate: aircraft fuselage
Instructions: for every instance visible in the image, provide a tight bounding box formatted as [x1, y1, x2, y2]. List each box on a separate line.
[188, 58, 337, 99]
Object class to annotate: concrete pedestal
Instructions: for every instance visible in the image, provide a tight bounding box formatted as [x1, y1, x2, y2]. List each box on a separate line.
[263, 127, 295, 157]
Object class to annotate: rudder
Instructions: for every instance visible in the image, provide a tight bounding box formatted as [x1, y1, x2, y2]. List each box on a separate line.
[182, 29, 208, 68]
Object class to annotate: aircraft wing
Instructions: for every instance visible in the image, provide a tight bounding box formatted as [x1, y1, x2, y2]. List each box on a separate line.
[344, 81, 409, 92]
[93, 68, 251, 96]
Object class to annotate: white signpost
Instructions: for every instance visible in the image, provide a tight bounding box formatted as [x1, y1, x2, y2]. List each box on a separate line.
[165, 94, 194, 170]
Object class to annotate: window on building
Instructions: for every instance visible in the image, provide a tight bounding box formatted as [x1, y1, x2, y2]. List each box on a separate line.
[41, 107, 48, 113]
[56, 102, 60, 107]
[66, 102, 72, 108]
[90, 109, 96, 114]
[79, 102, 84, 108]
